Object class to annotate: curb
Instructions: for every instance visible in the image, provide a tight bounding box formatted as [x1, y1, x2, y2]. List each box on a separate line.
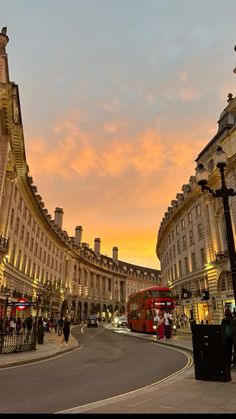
[0, 345, 79, 369]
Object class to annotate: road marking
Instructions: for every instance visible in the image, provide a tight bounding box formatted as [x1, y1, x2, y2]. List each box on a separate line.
[56, 347, 193, 414]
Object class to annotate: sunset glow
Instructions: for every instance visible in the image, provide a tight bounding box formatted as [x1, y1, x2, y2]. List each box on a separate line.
[2, 0, 236, 268]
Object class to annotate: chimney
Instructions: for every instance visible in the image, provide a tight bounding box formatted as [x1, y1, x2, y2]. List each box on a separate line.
[54, 207, 64, 228]
[75, 226, 83, 246]
[112, 246, 118, 264]
[94, 238, 101, 258]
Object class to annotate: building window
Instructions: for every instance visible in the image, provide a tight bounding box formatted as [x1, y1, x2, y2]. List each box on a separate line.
[20, 225, 25, 240]
[34, 243, 38, 257]
[191, 253, 196, 271]
[189, 230, 194, 245]
[188, 212, 192, 224]
[176, 224, 180, 235]
[10, 244, 16, 265]
[18, 197, 22, 211]
[196, 205, 201, 217]
[173, 245, 176, 257]
[15, 217, 20, 235]
[22, 255, 27, 273]
[181, 219, 185, 230]
[16, 250, 21, 269]
[200, 248, 205, 268]
[174, 263, 177, 279]
[25, 231, 29, 248]
[177, 241, 181, 254]
[184, 257, 189, 274]
[198, 223, 203, 239]
[183, 235, 187, 250]
[178, 260, 182, 277]
[27, 259, 31, 276]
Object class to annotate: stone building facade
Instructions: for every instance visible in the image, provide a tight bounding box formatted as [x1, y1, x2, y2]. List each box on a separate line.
[0, 28, 160, 322]
[156, 94, 236, 325]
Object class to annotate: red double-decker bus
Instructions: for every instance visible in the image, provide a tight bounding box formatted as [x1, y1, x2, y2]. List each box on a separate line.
[127, 286, 174, 333]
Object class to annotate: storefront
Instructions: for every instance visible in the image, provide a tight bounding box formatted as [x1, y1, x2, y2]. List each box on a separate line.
[222, 292, 235, 314]
[197, 301, 211, 323]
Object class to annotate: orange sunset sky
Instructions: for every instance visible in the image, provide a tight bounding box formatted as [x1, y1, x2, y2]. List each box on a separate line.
[2, 0, 236, 268]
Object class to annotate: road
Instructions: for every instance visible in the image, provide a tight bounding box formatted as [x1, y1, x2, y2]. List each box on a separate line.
[0, 324, 190, 413]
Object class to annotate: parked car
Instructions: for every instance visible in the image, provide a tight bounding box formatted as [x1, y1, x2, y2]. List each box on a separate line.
[116, 316, 128, 328]
[87, 315, 98, 328]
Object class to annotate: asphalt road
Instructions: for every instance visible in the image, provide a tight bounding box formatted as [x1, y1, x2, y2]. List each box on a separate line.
[0, 325, 189, 413]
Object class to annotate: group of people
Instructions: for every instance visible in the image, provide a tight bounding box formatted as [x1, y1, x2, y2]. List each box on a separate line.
[0, 314, 72, 346]
[153, 309, 173, 340]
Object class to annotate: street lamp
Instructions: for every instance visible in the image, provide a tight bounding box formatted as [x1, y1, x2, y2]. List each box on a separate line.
[2, 288, 12, 333]
[195, 145, 236, 307]
[34, 290, 43, 349]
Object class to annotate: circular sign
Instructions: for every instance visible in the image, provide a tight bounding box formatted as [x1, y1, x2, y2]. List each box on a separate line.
[16, 297, 28, 311]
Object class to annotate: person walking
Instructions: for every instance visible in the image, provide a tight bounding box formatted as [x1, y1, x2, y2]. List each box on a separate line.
[61, 315, 71, 346]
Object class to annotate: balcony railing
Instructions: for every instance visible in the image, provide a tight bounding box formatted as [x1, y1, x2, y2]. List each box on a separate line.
[0, 236, 8, 254]
[215, 250, 228, 262]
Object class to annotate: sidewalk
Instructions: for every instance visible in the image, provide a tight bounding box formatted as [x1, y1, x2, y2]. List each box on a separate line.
[0, 328, 79, 368]
[59, 326, 236, 414]
[0, 325, 235, 413]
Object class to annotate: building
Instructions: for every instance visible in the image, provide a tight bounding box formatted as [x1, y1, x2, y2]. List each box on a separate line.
[156, 93, 236, 325]
[0, 28, 161, 322]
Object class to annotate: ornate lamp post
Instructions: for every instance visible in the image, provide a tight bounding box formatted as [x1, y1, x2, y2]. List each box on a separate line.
[33, 290, 43, 349]
[195, 146, 236, 307]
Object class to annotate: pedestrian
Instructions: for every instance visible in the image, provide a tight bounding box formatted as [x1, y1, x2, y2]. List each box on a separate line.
[24, 315, 33, 343]
[61, 315, 71, 346]
[231, 312, 236, 367]
[153, 311, 160, 340]
[221, 308, 233, 366]
[157, 313, 165, 340]
[163, 310, 173, 339]
[16, 318, 22, 335]
[9, 317, 16, 335]
[58, 315, 63, 336]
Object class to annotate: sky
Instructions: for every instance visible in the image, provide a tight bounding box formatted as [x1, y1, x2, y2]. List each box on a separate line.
[1, 0, 236, 269]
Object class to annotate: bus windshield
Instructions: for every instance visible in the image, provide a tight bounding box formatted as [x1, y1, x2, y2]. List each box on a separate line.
[148, 290, 172, 298]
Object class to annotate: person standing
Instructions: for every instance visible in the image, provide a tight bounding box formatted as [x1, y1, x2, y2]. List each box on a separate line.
[58, 315, 63, 336]
[61, 315, 71, 346]
[24, 315, 33, 343]
[16, 318, 22, 335]
[164, 310, 173, 339]
[221, 308, 233, 366]
[157, 313, 165, 340]
[153, 312, 160, 340]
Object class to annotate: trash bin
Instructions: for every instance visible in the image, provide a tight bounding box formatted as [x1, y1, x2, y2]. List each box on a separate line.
[191, 324, 231, 382]
[37, 325, 44, 344]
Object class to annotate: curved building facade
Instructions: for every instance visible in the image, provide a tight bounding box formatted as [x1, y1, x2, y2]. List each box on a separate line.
[156, 94, 236, 325]
[0, 28, 160, 322]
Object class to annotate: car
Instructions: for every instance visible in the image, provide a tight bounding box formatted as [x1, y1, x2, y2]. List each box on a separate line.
[87, 315, 98, 327]
[116, 316, 128, 328]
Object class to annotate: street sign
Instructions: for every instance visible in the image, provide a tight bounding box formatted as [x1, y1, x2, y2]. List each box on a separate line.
[15, 297, 29, 311]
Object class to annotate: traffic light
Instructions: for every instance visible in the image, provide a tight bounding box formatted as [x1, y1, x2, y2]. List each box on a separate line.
[202, 290, 209, 300]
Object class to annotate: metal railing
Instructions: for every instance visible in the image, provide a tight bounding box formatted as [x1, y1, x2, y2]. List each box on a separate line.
[0, 330, 36, 354]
